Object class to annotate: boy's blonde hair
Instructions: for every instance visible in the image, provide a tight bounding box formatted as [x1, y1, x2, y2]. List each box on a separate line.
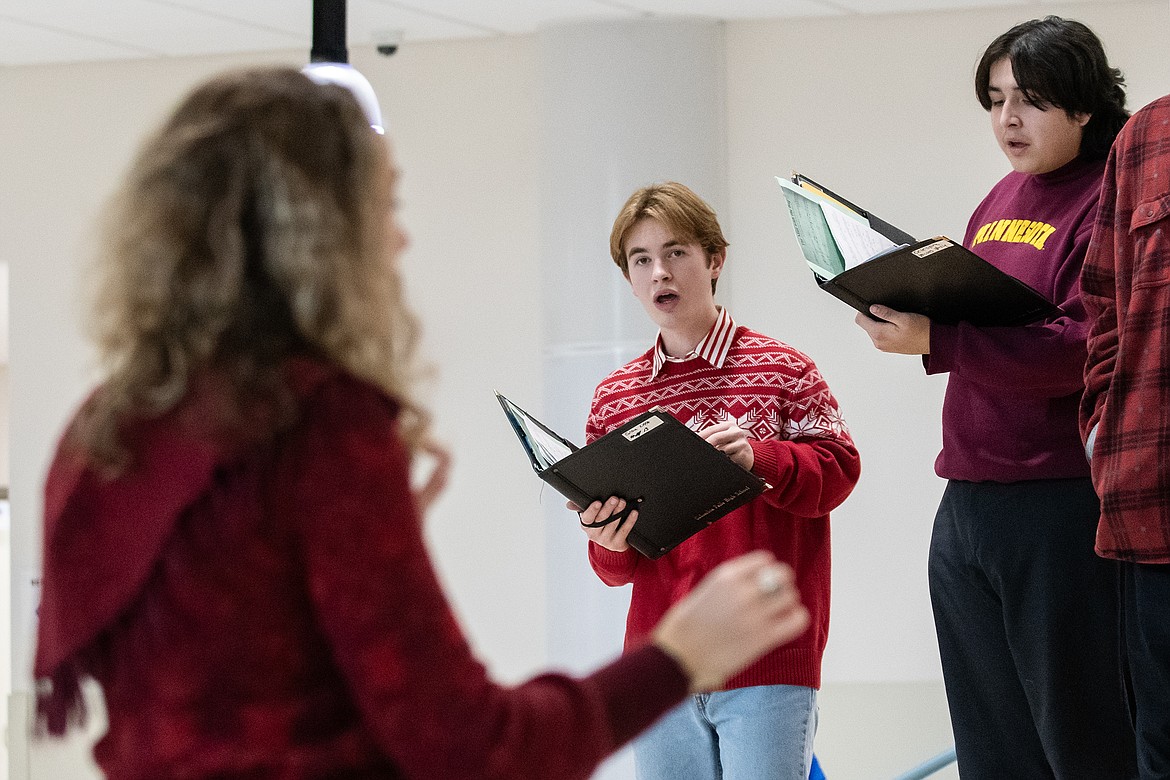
[609, 181, 729, 293]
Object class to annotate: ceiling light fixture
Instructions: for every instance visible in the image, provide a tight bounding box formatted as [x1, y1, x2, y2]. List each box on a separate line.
[301, 0, 385, 134]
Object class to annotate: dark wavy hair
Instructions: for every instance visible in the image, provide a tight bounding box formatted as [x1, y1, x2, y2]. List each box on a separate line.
[975, 16, 1129, 161]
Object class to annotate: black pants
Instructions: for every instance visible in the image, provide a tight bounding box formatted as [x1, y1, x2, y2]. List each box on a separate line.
[1121, 561, 1170, 780]
[929, 478, 1137, 779]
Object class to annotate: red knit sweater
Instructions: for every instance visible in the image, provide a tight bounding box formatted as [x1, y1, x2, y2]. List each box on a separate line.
[35, 359, 689, 779]
[586, 325, 861, 690]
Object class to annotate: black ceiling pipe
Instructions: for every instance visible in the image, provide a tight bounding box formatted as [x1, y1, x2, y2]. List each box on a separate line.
[310, 0, 347, 64]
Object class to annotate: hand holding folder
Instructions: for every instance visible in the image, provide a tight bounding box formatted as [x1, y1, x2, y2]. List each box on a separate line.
[575, 495, 641, 556]
[777, 173, 1062, 326]
[496, 392, 768, 559]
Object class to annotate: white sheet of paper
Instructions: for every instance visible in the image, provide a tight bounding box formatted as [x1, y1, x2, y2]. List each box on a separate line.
[820, 204, 898, 269]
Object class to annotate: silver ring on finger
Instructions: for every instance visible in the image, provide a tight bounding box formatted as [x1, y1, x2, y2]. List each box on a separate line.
[756, 566, 783, 597]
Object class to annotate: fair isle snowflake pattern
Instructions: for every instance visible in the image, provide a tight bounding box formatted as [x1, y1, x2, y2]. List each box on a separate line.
[587, 327, 853, 446]
[783, 408, 850, 440]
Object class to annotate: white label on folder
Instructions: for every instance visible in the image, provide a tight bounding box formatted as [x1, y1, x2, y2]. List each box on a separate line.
[912, 239, 954, 258]
[623, 415, 665, 442]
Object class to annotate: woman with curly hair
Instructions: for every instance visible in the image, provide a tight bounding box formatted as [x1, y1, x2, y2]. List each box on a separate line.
[33, 66, 810, 779]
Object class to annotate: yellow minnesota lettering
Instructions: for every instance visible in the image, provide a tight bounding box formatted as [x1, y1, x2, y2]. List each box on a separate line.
[970, 219, 1057, 250]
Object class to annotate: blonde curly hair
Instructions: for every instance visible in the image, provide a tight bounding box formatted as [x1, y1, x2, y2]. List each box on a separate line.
[75, 66, 430, 469]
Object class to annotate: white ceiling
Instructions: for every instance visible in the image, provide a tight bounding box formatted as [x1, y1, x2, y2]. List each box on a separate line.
[0, 0, 1130, 68]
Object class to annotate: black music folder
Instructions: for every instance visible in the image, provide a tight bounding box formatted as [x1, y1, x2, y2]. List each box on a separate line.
[496, 392, 768, 559]
[777, 173, 1062, 326]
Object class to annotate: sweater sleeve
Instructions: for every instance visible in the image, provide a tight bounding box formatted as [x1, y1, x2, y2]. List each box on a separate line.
[747, 360, 861, 518]
[925, 203, 1097, 397]
[588, 541, 640, 585]
[285, 378, 688, 780]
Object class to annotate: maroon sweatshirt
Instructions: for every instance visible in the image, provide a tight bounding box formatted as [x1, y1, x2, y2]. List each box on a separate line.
[926, 157, 1105, 483]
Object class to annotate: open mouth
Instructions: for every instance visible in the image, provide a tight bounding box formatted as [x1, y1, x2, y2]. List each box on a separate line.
[655, 292, 678, 305]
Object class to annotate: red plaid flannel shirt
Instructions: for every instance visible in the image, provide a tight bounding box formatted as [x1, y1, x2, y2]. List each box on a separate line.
[1081, 94, 1170, 562]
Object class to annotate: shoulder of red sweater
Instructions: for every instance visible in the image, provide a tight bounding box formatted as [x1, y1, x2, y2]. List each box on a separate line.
[596, 349, 655, 384]
[734, 326, 791, 347]
[731, 328, 813, 362]
[286, 358, 401, 427]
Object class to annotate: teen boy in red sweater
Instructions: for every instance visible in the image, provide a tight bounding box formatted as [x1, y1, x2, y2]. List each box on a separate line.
[578, 181, 860, 780]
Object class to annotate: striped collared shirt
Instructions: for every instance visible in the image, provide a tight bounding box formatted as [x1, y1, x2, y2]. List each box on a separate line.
[651, 307, 736, 379]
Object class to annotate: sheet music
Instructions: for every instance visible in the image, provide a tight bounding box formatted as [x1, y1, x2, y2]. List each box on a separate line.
[777, 177, 846, 278]
[778, 176, 899, 274]
[820, 205, 898, 270]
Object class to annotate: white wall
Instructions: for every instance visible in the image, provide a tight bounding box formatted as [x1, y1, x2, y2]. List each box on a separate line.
[361, 36, 547, 684]
[2, 2, 1166, 778]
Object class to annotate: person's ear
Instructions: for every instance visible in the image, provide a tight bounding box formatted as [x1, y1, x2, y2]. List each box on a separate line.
[708, 249, 726, 279]
[1074, 111, 1092, 128]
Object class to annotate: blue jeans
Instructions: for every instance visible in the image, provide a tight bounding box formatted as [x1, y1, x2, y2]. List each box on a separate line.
[633, 684, 817, 780]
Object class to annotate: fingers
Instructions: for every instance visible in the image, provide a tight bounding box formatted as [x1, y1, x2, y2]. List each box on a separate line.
[754, 563, 788, 597]
[578, 497, 637, 552]
[608, 509, 637, 542]
[696, 422, 729, 445]
[855, 310, 884, 337]
[750, 562, 809, 644]
[755, 592, 807, 645]
[710, 548, 776, 579]
[698, 420, 744, 438]
[870, 303, 922, 323]
[585, 509, 637, 552]
[735, 556, 808, 649]
[697, 423, 754, 470]
[700, 428, 736, 448]
[720, 554, 801, 614]
[411, 437, 452, 514]
[855, 305, 930, 354]
[706, 551, 786, 598]
[765, 596, 811, 646]
[579, 496, 625, 525]
[651, 551, 808, 692]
